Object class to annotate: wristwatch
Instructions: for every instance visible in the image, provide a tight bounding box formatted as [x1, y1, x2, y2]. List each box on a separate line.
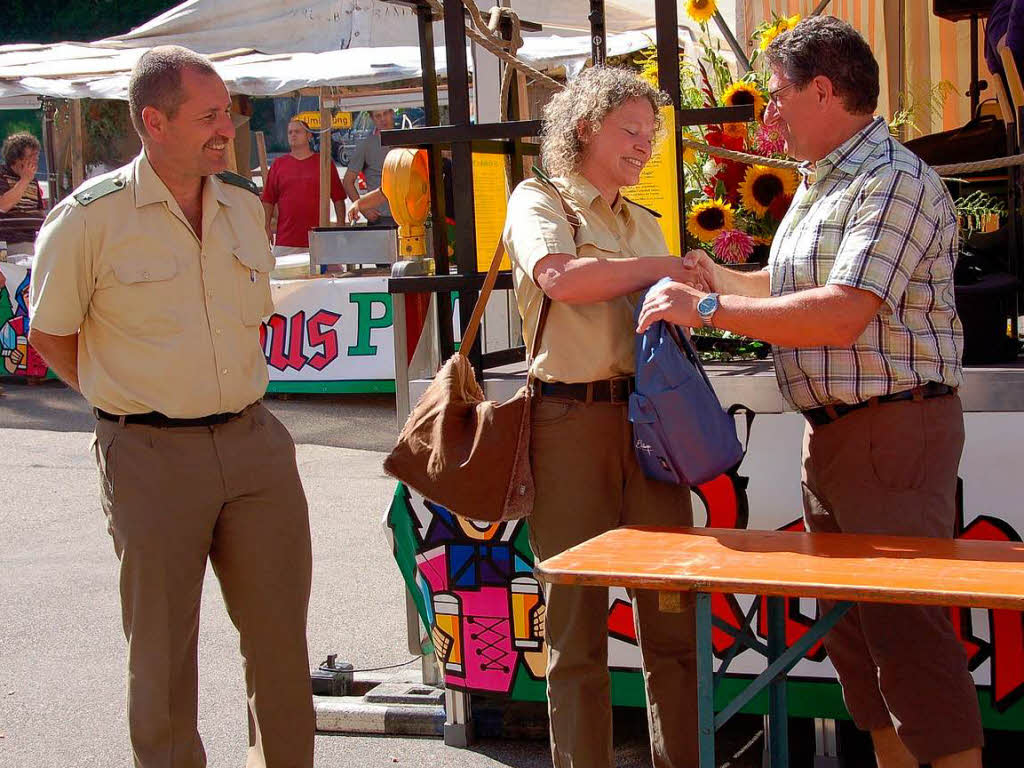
[697, 292, 720, 327]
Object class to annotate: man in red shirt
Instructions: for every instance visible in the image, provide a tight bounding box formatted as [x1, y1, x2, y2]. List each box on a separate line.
[261, 119, 344, 256]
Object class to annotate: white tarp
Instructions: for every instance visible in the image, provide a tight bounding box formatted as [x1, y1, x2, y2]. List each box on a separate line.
[0, 28, 681, 102]
[0, 0, 739, 103]
[98, 0, 737, 54]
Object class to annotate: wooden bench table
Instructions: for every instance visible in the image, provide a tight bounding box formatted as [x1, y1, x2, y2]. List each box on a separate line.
[534, 526, 1024, 768]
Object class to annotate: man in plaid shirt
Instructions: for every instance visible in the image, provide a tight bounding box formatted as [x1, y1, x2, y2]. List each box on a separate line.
[639, 16, 981, 768]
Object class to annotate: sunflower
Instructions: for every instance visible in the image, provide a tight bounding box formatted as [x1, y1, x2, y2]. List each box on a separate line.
[686, 198, 734, 243]
[685, 0, 717, 25]
[759, 14, 801, 51]
[738, 165, 798, 216]
[722, 81, 766, 121]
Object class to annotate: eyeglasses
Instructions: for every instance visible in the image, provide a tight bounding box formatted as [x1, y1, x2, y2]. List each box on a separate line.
[767, 81, 801, 104]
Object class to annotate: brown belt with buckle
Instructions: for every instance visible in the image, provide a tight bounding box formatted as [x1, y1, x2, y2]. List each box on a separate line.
[539, 377, 636, 404]
[802, 382, 956, 427]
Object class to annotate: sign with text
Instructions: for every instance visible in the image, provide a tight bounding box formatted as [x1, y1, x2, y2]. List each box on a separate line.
[472, 152, 510, 272]
[624, 105, 681, 255]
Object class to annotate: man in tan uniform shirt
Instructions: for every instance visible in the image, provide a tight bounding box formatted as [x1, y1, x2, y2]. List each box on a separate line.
[29, 47, 314, 768]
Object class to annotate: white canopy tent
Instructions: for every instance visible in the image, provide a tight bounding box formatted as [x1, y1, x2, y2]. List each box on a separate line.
[95, 0, 740, 54]
[0, 26, 677, 103]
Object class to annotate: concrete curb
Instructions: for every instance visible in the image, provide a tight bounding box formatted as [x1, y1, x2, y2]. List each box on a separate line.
[313, 672, 447, 737]
[314, 697, 445, 736]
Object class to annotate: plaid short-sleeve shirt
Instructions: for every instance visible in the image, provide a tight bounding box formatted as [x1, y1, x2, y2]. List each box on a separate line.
[768, 116, 963, 411]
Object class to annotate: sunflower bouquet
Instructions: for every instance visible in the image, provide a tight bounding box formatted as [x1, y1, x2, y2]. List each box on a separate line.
[641, 5, 804, 266]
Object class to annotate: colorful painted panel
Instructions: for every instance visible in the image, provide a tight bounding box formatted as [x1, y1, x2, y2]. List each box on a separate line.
[384, 441, 1024, 728]
[0, 263, 48, 378]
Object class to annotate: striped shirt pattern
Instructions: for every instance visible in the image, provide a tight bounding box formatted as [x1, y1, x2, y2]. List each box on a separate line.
[768, 116, 963, 411]
[0, 164, 45, 244]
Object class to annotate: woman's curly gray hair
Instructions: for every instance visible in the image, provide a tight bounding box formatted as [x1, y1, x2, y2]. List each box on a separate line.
[540, 67, 670, 178]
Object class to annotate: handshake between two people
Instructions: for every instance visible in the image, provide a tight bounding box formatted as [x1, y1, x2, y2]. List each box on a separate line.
[637, 249, 718, 334]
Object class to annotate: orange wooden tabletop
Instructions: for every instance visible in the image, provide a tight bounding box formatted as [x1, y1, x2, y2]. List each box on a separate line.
[534, 527, 1024, 610]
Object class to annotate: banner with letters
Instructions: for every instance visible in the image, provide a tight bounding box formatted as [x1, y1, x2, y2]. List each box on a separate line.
[262, 276, 397, 393]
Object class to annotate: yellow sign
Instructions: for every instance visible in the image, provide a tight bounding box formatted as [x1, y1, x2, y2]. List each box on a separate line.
[472, 152, 510, 271]
[292, 110, 353, 130]
[624, 105, 681, 255]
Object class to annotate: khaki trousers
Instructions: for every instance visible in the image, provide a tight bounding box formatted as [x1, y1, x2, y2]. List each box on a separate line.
[529, 396, 698, 768]
[801, 394, 983, 763]
[93, 403, 314, 768]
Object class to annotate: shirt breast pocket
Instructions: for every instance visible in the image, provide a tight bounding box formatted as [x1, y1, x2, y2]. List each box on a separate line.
[232, 247, 274, 326]
[109, 258, 183, 334]
[574, 231, 622, 260]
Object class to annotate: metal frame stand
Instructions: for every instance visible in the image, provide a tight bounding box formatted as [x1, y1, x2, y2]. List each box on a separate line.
[694, 593, 853, 768]
[813, 718, 842, 768]
[444, 688, 475, 746]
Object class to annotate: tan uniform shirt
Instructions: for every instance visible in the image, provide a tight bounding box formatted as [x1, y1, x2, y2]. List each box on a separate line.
[30, 153, 275, 417]
[502, 173, 671, 383]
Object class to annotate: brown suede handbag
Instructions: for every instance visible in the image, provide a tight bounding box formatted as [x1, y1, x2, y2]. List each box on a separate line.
[383, 179, 576, 522]
[382, 240, 551, 522]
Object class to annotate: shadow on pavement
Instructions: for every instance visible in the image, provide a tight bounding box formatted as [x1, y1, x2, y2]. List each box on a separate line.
[0, 378, 399, 451]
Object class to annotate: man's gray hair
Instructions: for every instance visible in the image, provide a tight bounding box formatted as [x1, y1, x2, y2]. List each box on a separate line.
[540, 67, 669, 178]
[128, 45, 220, 137]
[764, 15, 879, 115]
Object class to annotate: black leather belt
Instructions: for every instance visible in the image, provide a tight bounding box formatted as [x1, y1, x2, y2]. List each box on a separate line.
[802, 383, 956, 427]
[539, 377, 635, 403]
[95, 402, 256, 428]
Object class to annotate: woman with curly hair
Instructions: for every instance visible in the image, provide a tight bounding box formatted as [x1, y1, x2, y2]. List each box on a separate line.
[501, 67, 704, 768]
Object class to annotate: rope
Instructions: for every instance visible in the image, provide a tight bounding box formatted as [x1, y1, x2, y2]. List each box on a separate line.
[933, 153, 1024, 175]
[681, 136, 1024, 177]
[680, 137, 802, 170]
[424, 0, 565, 92]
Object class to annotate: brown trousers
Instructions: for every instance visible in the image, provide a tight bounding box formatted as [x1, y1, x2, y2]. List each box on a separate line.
[801, 394, 983, 763]
[93, 404, 314, 768]
[529, 395, 699, 768]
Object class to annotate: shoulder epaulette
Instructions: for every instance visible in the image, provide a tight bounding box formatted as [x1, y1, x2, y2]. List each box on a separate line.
[622, 197, 662, 218]
[216, 170, 259, 195]
[531, 164, 555, 186]
[529, 164, 580, 233]
[74, 175, 127, 206]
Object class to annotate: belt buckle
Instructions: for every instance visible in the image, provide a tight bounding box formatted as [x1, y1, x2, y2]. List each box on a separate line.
[608, 376, 631, 404]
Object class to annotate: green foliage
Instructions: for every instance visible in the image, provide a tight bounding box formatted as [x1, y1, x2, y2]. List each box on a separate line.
[1, 1, 177, 44]
[691, 326, 769, 361]
[955, 190, 1006, 236]
[889, 80, 957, 138]
[0, 111, 42, 143]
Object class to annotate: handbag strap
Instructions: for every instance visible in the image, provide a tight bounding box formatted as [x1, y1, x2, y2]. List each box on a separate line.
[459, 169, 579, 372]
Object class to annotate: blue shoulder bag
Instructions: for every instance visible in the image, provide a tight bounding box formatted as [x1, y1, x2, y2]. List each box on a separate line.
[628, 278, 746, 486]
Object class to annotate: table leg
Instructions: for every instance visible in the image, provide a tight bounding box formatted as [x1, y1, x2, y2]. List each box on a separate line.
[765, 596, 789, 767]
[696, 592, 716, 768]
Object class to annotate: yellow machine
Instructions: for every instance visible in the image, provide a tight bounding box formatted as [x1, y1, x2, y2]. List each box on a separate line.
[381, 148, 432, 260]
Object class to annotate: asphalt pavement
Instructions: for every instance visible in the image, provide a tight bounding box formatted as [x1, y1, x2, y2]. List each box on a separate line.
[0, 381, 656, 768]
[13, 381, 1006, 767]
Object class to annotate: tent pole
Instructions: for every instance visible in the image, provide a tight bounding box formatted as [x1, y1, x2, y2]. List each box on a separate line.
[41, 98, 60, 208]
[589, 0, 606, 65]
[319, 87, 332, 229]
[713, 11, 751, 73]
[898, 0, 906, 141]
[70, 100, 85, 189]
